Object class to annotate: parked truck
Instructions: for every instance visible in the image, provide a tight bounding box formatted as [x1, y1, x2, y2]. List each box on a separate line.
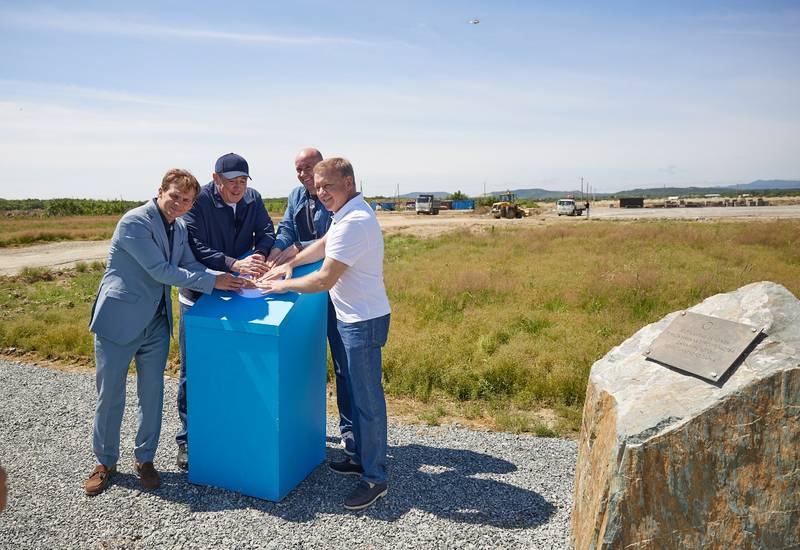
[619, 197, 644, 208]
[415, 194, 441, 215]
[556, 198, 587, 216]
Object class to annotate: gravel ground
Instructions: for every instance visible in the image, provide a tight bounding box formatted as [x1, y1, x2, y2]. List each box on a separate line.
[0, 359, 577, 549]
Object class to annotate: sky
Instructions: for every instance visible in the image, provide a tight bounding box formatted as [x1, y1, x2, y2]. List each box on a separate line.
[0, 1, 798, 199]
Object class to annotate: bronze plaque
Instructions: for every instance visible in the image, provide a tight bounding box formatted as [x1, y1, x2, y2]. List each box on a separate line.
[646, 312, 761, 383]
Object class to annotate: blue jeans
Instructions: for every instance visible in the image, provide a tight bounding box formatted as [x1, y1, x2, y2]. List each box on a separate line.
[337, 314, 390, 485]
[328, 296, 354, 455]
[176, 301, 190, 445]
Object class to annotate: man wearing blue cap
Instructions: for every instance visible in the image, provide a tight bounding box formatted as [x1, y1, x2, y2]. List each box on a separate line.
[175, 152, 275, 470]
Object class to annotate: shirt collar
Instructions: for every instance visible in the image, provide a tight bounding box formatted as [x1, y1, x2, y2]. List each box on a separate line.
[332, 192, 364, 224]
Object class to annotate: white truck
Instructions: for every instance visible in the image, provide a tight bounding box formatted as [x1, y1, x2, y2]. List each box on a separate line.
[415, 194, 441, 215]
[556, 198, 587, 216]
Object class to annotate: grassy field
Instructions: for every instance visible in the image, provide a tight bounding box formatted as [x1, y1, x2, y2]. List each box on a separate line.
[0, 211, 284, 247]
[1, 219, 798, 435]
[0, 216, 121, 247]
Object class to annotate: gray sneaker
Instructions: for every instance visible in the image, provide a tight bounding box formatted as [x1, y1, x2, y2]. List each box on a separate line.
[344, 481, 388, 511]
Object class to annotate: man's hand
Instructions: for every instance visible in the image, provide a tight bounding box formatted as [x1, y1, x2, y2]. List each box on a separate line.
[266, 248, 281, 270]
[214, 273, 249, 291]
[254, 278, 288, 295]
[232, 254, 268, 277]
[266, 245, 300, 269]
[273, 244, 299, 267]
[260, 262, 293, 282]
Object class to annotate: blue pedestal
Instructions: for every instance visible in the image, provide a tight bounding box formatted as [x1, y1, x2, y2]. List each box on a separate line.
[184, 261, 327, 501]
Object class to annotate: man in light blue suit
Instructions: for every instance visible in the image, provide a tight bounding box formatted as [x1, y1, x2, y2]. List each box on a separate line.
[85, 168, 246, 496]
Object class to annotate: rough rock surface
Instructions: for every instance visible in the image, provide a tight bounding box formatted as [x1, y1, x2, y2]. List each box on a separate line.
[572, 281, 800, 549]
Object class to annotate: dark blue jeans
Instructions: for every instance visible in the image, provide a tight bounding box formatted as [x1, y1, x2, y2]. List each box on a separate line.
[176, 301, 190, 445]
[327, 297, 354, 454]
[337, 313, 390, 485]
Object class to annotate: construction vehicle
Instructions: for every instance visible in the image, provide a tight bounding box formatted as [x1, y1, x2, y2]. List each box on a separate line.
[556, 197, 587, 216]
[415, 194, 441, 215]
[491, 192, 526, 219]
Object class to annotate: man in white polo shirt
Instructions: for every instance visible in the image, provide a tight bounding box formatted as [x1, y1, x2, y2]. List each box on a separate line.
[255, 157, 391, 511]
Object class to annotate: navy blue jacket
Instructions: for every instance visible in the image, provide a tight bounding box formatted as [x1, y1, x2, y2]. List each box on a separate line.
[274, 186, 333, 251]
[179, 182, 274, 302]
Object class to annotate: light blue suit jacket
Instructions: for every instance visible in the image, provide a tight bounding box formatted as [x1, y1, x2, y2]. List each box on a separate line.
[90, 199, 216, 346]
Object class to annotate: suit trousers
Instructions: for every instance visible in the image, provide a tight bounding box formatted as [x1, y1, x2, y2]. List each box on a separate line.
[92, 311, 170, 467]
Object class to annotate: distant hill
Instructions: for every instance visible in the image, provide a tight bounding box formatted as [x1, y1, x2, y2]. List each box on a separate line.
[729, 180, 800, 190]
[394, 180, 800, 201]
[495, 179, 800, 200]
[398, 191, 449, 199]
[495, 188, 580, 200]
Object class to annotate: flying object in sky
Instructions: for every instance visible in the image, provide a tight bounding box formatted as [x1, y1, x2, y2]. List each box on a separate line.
[468, 18, 480, 24]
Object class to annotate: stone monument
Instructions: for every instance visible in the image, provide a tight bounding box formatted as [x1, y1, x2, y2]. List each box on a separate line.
[572, 281, 799, 549]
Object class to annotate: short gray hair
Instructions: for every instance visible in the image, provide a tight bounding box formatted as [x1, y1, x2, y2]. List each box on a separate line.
[314, 157, 354, 184]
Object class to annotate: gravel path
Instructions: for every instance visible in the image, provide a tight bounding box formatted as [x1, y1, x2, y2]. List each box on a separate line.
[0, 359, 577, 549]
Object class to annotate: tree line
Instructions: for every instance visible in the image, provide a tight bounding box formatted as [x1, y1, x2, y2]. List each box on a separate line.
[0, 198, 290, 216]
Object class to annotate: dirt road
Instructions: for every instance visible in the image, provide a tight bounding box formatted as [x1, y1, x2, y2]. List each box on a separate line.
[584, 204, 800, 220]
[2, 205, 798, 275]
[0, 212, 543, 275]
[0, 240, 111, 276]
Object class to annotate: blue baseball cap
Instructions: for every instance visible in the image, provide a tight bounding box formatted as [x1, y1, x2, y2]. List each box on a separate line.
[214, 153, 251, 180]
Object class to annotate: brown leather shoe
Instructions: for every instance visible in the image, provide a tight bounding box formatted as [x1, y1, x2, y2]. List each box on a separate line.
[85, 464, 115, 496]
[134, 461, 160, 490]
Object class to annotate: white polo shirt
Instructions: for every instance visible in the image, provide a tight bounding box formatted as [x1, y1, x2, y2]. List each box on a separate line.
[326, 193, 391, 323]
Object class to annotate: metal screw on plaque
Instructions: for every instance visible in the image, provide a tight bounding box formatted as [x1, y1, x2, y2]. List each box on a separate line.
[752, 328, 757, 333]
[645, 350, 651, 355]
[710, 372, 717, 379]
[681, 311, 687, 316]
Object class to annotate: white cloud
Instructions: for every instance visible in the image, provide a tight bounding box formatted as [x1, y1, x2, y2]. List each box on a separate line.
[0, 6, 404, 48]
[1, 71, 799, 199]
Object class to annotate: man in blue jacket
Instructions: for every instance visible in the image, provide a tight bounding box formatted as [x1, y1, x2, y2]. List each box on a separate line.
[267, 148, 353, 457]
[85, 169, 245, 496]
[175, 152, 275, 470]
[268, 148, 332, 266]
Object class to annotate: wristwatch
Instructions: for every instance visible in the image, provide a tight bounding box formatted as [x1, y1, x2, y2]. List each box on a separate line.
[294, 241, 304, 251]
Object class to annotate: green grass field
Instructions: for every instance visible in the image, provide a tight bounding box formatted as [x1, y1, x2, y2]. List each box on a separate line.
[1, 219, 798, 435]
[0, 216, 121, 247]
[0, 211, 284, 247]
